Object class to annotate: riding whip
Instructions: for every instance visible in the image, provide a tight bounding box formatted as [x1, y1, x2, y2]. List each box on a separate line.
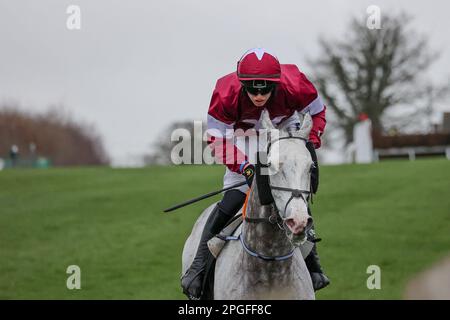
[163, 181, 247, 213]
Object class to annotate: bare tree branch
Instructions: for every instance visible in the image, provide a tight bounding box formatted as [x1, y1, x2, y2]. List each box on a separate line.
[309, 12, 449, 144]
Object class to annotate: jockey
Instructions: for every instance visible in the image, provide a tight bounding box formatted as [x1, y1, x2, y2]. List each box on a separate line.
[181, 48, 330, 299]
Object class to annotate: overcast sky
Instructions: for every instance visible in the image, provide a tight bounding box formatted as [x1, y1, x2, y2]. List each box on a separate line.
[1, 0, 449, 165]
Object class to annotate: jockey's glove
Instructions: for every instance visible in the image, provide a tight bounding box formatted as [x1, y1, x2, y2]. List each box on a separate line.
[240, 161, 255, 188]
[305, 141, 319, 194]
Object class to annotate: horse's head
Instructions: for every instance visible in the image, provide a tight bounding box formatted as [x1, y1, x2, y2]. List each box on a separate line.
[259, 110, 314, 237]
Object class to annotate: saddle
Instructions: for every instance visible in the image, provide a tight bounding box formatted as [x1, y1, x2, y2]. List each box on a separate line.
[207, 213, 243, 258]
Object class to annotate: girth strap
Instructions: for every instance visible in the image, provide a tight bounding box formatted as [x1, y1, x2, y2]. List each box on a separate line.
[223, 233, 295, 262]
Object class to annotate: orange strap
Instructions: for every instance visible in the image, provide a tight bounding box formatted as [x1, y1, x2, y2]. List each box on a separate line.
[242, 187, 252, 219]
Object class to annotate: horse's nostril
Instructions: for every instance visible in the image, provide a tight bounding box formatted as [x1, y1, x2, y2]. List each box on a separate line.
[285, 218, 305, 234]
[285, 218, 295, 228]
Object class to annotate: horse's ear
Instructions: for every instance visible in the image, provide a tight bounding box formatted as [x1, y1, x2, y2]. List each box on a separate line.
[260, 109, 275, 130]
[259, 109, 278, 149]
[298, 112, 313, 140]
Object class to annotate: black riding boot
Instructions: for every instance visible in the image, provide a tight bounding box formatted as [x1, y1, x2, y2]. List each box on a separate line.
[305, 240, 330, 291]
[305, 208, 330, 291]
[181, 190, 246, 299]
[181, 205, 230, 299]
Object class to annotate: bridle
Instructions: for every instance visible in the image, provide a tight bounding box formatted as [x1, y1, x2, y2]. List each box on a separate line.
[255, 134, 314, 219]
[261, 133, 313, 206]
[227, 134, 314, 261]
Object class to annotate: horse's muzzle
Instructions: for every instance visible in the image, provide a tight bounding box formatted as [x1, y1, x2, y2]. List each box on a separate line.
[285, 216, 313, 235]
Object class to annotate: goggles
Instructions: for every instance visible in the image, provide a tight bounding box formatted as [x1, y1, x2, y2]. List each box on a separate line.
[242, 80, 276, 95]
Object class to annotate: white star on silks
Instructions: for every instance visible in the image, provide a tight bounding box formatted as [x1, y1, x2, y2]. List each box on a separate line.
[253, 48, 266, 60]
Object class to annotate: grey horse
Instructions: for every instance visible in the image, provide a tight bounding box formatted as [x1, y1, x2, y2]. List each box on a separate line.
[182, 111, 315, 300]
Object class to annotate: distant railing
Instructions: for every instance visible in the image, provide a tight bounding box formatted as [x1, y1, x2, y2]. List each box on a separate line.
[371, 131, 450, 160]
[0, 157, 51, 169]
[372, 132, 450, 148]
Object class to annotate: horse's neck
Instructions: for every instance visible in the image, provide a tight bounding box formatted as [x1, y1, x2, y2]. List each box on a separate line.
[243, 185, 293, 261]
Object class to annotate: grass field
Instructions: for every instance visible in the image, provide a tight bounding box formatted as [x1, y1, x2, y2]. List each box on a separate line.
[0, 159, 449, 299]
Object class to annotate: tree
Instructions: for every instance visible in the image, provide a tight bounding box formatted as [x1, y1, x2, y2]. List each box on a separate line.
[310, 13, 449, 144]
[143, 120, 207, 165]
[0, 106, 109, 166]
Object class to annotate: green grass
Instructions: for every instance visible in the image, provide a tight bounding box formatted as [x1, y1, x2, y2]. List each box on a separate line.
[0, 159, 449, 299]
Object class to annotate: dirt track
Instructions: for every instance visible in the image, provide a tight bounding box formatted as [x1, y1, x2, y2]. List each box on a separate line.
[404, 255, 450, 300]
